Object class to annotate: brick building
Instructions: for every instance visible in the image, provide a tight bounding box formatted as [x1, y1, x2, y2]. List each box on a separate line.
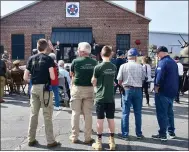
[0, 0, 151, 63]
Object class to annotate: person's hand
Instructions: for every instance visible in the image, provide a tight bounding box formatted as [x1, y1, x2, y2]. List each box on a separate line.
[25, 79, 30, 84]
[155, 86, 159, 93]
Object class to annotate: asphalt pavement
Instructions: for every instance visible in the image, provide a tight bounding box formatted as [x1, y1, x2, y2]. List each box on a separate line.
[1, 92, 188, 151]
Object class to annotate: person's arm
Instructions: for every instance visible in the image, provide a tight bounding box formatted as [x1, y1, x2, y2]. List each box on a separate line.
[117, 64, 124, 86]
[91, 66, 98, 87]
[24, 69, 30, 82]
[48, 58, 55, 80]
[180, 63, 184, 76]
[24, 58, 31, 82]
[142, 65, 146, 81]
[91, 76, 97, 87]
[154, 61, 166, 93]
[49, 67, 55, 80]
[149, 65, 152, 81]
[65, 71, 71, 87]
[70, 60, 75, 78]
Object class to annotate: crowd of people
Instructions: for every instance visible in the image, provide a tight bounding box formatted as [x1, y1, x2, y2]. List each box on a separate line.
[0, 38, 187, 150]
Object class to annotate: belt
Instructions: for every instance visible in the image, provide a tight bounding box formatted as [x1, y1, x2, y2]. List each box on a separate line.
[124, 85, 141, 89]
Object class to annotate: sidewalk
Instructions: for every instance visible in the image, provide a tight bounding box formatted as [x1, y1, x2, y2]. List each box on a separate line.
[1, 93, 189, 151]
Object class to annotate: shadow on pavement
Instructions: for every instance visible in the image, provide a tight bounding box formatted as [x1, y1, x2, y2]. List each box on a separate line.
[101, 134, 189, 150]
[103, 143, 177, 151]
[0, 105, 8, 108]
[29, 142, 88, 151]
[2, 101, 30, 107]
[2, 95, 30, 107]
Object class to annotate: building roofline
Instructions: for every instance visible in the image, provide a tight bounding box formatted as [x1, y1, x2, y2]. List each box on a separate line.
[1, 1, 151, 21]
[150, 31, 188, 35]
[106, 1, 151, 21]
[1, 1, 40, 20]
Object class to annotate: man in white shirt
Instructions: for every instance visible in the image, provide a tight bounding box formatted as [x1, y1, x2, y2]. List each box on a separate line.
[174, 56, 184, 103]
[58, 60, 71, 88]
[58, 60, 71, 101]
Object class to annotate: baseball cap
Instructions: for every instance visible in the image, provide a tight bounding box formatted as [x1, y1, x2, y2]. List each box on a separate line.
[156, 46, 168, 53]
[127, 48, 138, 56]
[117, 50, 124, 56]
[174, 56, 180, 60]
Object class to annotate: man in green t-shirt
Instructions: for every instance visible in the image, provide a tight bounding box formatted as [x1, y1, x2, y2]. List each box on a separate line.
[91, 46, 117, 150]
[69, 42, 97, 144]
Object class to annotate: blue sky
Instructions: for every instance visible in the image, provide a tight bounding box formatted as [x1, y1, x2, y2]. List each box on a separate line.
[1, 1, 188, 33]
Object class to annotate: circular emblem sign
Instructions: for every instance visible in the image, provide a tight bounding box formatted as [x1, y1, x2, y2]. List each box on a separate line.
[67, 4, 78, 16]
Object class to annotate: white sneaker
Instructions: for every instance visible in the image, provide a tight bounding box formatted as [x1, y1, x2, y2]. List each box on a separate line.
[54, 107, 61, 111]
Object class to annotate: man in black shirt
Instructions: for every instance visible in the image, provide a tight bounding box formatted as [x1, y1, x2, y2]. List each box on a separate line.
[24, 39, 60, 148]
[0, 57, 6, 103]
[114, 51, 126, 93]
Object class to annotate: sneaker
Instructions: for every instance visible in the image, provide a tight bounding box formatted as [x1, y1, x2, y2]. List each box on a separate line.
[137, 135, 145, 139]
[175, 100, 180, 103]
[28, 139, 38, 147]
[69, 136, 79, 143]
[84, 138, 95, 144]
[47, 141, 61, 148]
[92, 138, 102, 150]
[146, 103, 150, 106]
[54, 107, 61, 111]
[109, 137, 116, 150]
[117, 133, 129, 140]
[169, 133, 176, 139]
[152, 134, 167, 141]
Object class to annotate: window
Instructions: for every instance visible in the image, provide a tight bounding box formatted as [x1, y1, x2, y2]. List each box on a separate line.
[11, 34, 25, 60]
[116, 34, 130, 53]
[31, 34, 45, 52]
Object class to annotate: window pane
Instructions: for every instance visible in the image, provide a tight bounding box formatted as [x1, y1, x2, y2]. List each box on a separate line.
[31, 34, 45, 50]
[11, 34, 25, 60]
[116, 34, 130, 53]
[12, 45, 25, 60]
[12, 35, 24, 45]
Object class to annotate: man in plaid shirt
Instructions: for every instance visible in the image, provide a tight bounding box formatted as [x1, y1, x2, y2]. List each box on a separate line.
[117, 48, 145, 140]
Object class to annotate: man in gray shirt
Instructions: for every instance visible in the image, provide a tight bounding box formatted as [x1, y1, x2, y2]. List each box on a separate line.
[117, 48, 145, 140]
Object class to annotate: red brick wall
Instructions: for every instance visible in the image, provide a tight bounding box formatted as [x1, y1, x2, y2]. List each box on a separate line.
[136, 0, 145, 16]
[1, 1, 149, 64]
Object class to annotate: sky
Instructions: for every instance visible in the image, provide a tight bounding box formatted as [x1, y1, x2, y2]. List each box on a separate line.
[1, 1, 188, 33]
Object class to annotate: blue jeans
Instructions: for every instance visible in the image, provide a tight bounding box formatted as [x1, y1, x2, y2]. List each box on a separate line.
[121, 88, 143, 137]
[155, 93, 175, 136]
[51, 85, 60, 107]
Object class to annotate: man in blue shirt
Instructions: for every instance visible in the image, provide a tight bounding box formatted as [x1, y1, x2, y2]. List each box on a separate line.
[152, 46, 179, 141]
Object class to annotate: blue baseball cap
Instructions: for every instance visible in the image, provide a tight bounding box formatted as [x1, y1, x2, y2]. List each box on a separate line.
[127, 48, 138, 56]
